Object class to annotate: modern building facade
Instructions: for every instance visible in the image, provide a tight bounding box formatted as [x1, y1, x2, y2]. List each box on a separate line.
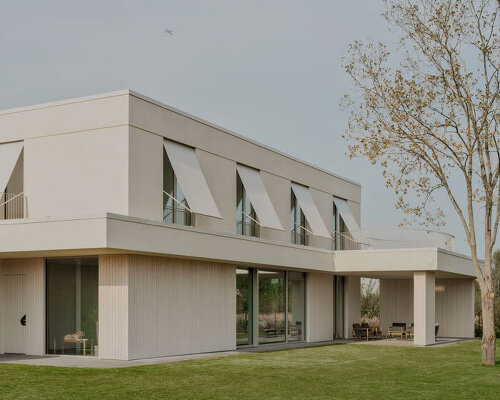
[0, 90, 476, 360]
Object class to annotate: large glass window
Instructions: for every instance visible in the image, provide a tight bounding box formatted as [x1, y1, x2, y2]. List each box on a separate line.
[46, 257, 98, 356]
[258, 270, 286, 344]
[287, 272, 305, 342]
[236, 173, 259, 237]
[334, 276, 345, 338]
[163, 150, 192, 226]
[236, 268, 253, 346]
[291, 191, 308, 245]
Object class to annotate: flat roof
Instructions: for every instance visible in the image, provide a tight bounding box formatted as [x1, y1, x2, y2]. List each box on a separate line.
[0, 89, 360, 188]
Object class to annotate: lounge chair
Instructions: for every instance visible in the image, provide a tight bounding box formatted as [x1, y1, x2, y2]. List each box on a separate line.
[352, 323, 375, 341]
[387, 322, 406, 340]
[362, 322, 382, 339]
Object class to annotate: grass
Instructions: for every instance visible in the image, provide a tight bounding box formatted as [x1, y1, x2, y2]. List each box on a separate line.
[0, 340, 499, 399]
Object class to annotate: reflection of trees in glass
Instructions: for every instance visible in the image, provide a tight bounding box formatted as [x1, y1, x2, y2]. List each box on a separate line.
[259, 276, 285, 328]
[236, 275, 249, 333]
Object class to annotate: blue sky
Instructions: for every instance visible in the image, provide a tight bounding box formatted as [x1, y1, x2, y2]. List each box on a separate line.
[0, 0, 475, 255]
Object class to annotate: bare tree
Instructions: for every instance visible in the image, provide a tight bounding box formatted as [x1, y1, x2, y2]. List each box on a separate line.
[343, 0, 499, 365]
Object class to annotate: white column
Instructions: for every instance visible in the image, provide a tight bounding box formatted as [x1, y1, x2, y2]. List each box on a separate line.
[414, 272, 435, 346]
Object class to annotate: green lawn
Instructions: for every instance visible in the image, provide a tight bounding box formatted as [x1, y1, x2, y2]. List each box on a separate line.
[0, 340, 499, 399]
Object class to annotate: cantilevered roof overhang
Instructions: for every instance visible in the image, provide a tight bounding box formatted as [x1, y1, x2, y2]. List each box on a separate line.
[0, 214, 477, 279]
[334, 248, 477, 279]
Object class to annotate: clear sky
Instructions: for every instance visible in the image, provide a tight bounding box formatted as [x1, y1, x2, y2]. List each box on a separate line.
[0, 0, 474, 255]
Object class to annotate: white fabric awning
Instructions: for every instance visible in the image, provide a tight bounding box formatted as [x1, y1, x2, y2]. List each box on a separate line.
[236, 164, 283, 231]
[291, 182, 331, 238]
[333, 196, 364, 242]
[0, 141, 23, 196]
[163, 140, 222, 219]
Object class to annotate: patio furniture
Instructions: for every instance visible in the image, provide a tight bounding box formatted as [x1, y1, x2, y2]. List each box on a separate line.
[361, 322, 381, 339]
[352, 323, 375, 341]
[387, 322, 406, 340]
[54, 331, 93, 356]
[406, 323, 414, 340]
[435, 323, 440, 337]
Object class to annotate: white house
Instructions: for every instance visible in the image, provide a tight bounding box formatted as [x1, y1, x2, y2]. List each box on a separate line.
[0, 90, 475, 360]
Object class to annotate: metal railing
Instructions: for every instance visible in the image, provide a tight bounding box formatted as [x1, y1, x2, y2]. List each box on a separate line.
[354, 228, 455, 251]
[237, 220, 260, 237]
[163, 205, 192, 226]
[0, 192, 26, 220]
[333, 231, 369, 251]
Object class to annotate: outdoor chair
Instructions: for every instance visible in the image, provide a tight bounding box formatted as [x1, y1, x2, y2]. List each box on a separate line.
[406, 323, 414, 340]
[362, 322, 382, 339]
[352, 323, 375, 341]
[387, 322, 406, 340]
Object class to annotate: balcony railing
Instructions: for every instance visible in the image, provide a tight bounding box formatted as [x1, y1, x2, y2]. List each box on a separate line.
[333, 231, 369, 250]
[163, 205, 192, 226]
[335, 228, 454, 251]
[0, 192, 26, 220]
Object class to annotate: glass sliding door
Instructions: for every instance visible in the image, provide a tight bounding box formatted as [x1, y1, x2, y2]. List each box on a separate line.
[258, 270, 286, 344]
[287, 272, 305, 342]
[46, 257, 98, 356]
[236, 268, 253, 346]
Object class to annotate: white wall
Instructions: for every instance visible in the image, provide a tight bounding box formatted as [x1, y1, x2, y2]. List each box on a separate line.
[99, 254, 129, 360]
[24, 126, 129, 219]
[380, 277, 475, 339]
[0, 258, 45, 355]
[435, 278, 474, 338]
[380, 279, 414, 334]
[306, 272, 334, 342]
[344, 276, 361, 338]
[98, 254, 235, 360]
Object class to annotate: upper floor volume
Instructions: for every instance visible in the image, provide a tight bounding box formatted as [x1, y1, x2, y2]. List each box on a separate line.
[0, 90, 364, 252]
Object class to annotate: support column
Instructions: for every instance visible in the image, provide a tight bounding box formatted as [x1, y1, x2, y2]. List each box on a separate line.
[414, 272, 435, 346]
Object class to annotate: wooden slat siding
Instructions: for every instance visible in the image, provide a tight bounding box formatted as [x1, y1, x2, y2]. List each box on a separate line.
[127, 255, 236, 360]
[435, 279, 474, 338]
[0, 258, 45, 355]
[344, 276, 361, 339]
[380, 279, 414, 335]
[306, 272, 334, 342]
[98, 254, 129, 360]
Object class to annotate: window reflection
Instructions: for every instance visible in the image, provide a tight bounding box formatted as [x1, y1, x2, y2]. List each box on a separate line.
[46, 257, 98, 356]
[258, 270, 286, 344]
[236, 173, 259, 237]
[291, 190, 308, 245]
[236, 268, 253, 346]
[163, 150, 192, 226]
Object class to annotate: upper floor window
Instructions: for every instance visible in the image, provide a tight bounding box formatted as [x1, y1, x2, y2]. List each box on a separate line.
[290, 190, 308, 245]
[333, 201, 349, 250]
[236, 173, 259, 237]
[163, 149, 192, 226]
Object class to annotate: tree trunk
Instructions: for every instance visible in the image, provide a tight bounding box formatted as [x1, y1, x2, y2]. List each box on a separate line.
[481, 294, 496, 366]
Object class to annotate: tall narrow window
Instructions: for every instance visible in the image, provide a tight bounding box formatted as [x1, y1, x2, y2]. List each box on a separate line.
[258, 270, 286, 344]
[236, 268, 253, 346]
[333, 202, 349, 250]
[163, 149, 192, 226]
[290, 190, 308, 245]
[287, 272, 305, 342]
[334, 276, 345, 338]
[236, 173, 259, 237]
